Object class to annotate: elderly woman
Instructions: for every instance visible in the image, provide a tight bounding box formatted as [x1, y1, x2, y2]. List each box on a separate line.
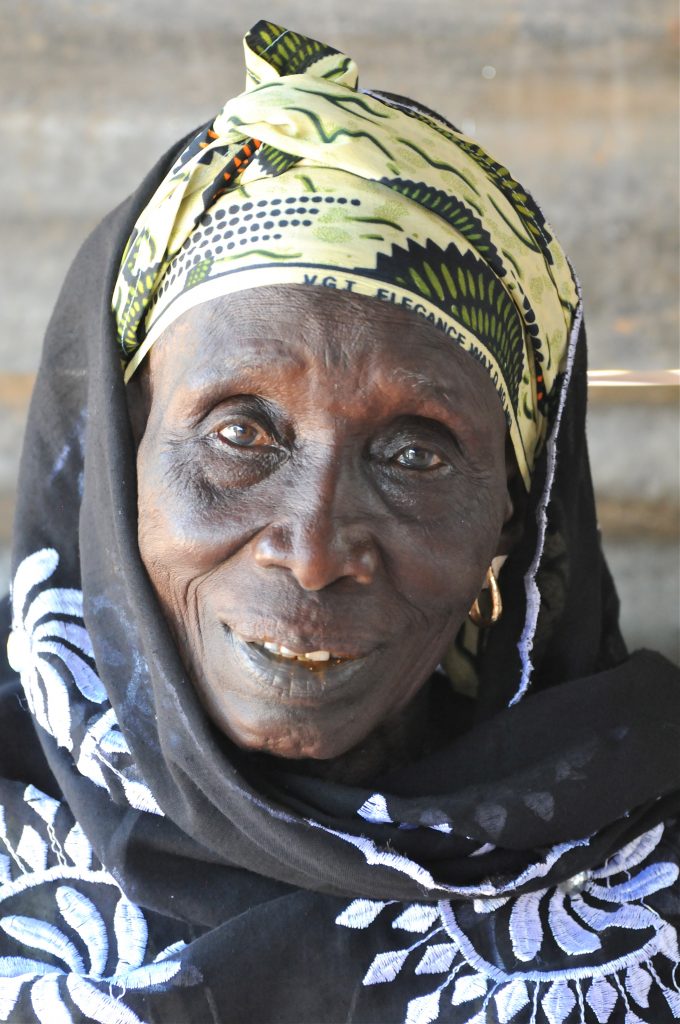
[1, 20, 679, 1024]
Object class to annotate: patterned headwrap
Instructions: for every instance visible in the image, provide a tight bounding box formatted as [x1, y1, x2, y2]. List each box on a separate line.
[113, 20, 579, 488]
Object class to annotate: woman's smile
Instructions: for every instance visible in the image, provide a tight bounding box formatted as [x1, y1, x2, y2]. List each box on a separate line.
[227, 627, 379, 704]
[230, 632, 366, 665]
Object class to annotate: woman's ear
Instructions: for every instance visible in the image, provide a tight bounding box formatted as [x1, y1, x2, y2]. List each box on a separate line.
[496, 434, 527, 557]
[125, 363, 152, 449]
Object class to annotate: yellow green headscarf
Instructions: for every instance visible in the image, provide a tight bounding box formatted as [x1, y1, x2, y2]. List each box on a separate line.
[112, 20, 579, 488]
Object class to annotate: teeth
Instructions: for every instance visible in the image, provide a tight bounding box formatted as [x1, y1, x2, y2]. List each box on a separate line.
[259, 641, 332, 662]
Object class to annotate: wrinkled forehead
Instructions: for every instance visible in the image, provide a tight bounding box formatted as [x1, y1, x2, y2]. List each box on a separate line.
[144, 285, 508, 435]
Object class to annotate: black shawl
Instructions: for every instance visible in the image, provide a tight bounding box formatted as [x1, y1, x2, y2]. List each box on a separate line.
[1, 131, 679, 1024]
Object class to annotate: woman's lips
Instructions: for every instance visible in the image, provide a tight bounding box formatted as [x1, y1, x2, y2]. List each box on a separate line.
[227, 626, 370, 661]
[225, 627, 379, 701]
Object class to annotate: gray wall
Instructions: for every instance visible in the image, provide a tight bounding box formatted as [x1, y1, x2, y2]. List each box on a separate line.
[1, 0, 678, 660]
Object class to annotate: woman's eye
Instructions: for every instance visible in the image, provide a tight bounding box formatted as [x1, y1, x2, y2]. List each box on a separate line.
[216, 420, 274, 449]
[393, 446, 444, 470]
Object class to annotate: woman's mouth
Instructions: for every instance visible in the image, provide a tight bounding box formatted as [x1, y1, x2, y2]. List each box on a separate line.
[225, 628, 376, 700]
[247, 639, 355, 669]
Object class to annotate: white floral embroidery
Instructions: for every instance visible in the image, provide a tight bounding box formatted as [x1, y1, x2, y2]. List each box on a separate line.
[8, 550, 104, 751]
[314, 791, 586, 900]
[8, 549, 162, 816]
[0, 788, 195, 1023]
[358, 793, 394, 825]
[311, 820, 440, 889]
[336, 824, 680, 1023]
[358, 794, 454, 836]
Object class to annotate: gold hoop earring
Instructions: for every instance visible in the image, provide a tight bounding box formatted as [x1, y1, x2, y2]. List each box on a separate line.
[468, 566, 503, 628]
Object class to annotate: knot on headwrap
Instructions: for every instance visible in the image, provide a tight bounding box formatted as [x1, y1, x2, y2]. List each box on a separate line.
[112, 19, 579, 487]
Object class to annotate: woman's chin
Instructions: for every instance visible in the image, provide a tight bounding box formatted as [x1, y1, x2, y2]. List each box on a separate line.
[229, 681, 435, 785]
[200, 687, 377, 762]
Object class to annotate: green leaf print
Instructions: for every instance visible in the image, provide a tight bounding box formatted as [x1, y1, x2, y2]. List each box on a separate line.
[380, 178, 504, 276]
[246, 20, 347, 80]
[115, 228, 161, 357]
[365, 238, 525, 408]
[389, 102, 554, 265]
[254, 145, 300, 178]
[452, 138, 554, 264]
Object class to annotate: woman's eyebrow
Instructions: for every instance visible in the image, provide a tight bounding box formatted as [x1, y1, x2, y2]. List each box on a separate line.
[391, 368, 452, 396]
[182, 343, 308, 388]
[165, 345, 307, 418]
[388, 368, 469, 416]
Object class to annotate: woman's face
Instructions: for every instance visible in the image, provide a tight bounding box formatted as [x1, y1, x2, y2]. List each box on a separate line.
[135, 285, 513, 760]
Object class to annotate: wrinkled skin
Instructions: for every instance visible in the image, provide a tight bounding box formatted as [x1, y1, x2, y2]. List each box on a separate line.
[133, 285, 515, 768]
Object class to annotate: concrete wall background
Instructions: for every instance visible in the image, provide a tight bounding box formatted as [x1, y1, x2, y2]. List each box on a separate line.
[1, 0, 678, 660]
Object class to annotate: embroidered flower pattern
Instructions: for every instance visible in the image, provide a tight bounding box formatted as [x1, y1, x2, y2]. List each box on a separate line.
[336, 824, 680, 1023]
[7, 549, 105, 752]
[316, 792, 587, 900]
[8, 550, 162, 816]
[0, 786, 198, 1023]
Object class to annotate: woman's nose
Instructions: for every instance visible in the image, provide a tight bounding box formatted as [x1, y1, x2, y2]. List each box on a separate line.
[252, 465, 378, 591]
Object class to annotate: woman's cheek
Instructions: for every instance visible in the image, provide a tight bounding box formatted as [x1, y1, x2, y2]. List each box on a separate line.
[137, 460, 241, 575]
[387, 483, 504, 605]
